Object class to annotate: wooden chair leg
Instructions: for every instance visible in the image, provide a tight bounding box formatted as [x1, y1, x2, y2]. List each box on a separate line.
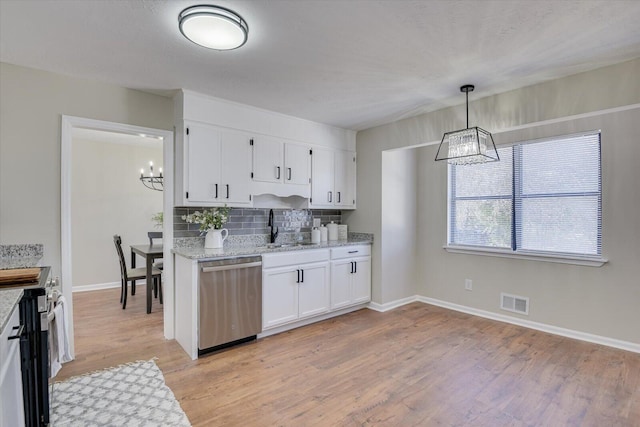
[122, 280, 128, 309]
[120, 278, 124, 303]
[159, 279, 163, 305]
[154, 277, 158, 299]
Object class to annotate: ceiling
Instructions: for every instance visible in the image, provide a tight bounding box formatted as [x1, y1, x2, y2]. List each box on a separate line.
[2, 0, 640, 131]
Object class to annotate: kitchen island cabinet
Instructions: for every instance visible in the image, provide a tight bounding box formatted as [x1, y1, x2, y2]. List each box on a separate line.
[173, 238, 373, 359]
[330, 245, 371, 309]
[262, 250, 330, 329]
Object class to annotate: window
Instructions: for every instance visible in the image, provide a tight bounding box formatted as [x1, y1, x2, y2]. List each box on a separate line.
[449, 132, 601, 258]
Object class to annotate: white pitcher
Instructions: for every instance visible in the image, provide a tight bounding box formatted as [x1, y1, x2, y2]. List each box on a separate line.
[205, 228, 228, 249]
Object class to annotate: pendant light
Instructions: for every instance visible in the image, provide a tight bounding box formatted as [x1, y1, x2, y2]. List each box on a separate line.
[178, 5, 248, 50]
[435, 85, 499, 165]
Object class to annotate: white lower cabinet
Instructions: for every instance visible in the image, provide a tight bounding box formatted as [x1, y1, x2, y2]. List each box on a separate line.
[262, 249, 330, 330]
[262, 262, 329, 329]
[330, 246, 371, 309]
[262, 245, 371, 334]
[0, 305, 25, 427]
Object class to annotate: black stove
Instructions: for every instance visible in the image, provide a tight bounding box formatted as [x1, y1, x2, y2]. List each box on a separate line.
[2, 266, 51, 426]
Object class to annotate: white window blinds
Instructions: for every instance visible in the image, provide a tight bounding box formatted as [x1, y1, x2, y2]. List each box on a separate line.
[449, 131, 602, 257]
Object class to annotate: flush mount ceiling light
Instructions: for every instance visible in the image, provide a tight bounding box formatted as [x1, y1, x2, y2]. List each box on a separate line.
[178, 5, 248, 50]
[435, 85, 499, 165]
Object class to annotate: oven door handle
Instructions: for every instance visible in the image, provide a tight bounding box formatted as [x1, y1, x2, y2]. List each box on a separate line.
[8, 325, 24, 340]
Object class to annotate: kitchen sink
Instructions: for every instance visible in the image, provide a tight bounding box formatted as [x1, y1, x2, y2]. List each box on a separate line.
[262, 242, 319, 249]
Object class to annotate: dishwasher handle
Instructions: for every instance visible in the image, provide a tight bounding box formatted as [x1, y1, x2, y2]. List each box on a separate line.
[201, 261, 262, 273]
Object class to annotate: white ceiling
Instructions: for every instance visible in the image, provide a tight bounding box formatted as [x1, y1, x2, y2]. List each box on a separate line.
[2, 0, 640, 131]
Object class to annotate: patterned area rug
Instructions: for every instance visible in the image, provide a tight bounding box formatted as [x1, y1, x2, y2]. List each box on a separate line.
[51, 359, 191, 426]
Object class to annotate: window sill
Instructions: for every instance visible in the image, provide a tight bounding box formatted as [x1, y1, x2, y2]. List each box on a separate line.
[443, 245, 608, 267]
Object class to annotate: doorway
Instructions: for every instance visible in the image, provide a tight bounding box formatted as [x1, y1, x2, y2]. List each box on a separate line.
[61, 116, 174, 358]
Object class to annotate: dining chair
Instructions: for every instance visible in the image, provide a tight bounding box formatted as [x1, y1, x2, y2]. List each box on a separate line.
[147, 231, 163, 299]
[148, 231, 162, 246]
[113, 235, 162, 310]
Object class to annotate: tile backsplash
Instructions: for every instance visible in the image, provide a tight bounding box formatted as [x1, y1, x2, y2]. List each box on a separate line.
[173, 207, 342, 239]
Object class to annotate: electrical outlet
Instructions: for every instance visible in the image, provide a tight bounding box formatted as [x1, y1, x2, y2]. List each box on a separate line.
[465, 279, 473, 291]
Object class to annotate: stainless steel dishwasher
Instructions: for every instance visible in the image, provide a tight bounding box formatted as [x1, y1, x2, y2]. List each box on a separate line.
[198, 256, 262, 356]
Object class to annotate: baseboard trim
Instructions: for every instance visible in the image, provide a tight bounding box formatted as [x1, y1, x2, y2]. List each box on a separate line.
[366, 295, 639, 353]
[72, 281, 150, 293]
[259, 304, 367, 338]
[367, 296, 420, 312]
[416, 296, 640, 354]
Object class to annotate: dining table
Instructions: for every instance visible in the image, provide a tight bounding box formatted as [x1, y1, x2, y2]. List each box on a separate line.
[130, 243, 163, 314]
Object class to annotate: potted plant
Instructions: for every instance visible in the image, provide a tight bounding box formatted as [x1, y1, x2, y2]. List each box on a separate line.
[182, 206, 230, 248]
[151, 212, 163, 228]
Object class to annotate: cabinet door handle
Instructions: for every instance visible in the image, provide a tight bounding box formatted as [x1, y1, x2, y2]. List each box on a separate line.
[328, 191, 332, 202]
[337, 191, 341, 203]
[214, 183, 218, 199]
[287, 167, 292, 181]
[354, 261, 357, 274]
[226, 184, 230, 199]
[301, 269, 304, 283]
[276, 166, 281, 179]
[296, 269, 300, 283]
[350, 262, 354, 274]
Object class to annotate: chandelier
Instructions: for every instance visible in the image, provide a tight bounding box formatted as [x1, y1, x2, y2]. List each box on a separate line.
[435, 85, 499, 165]
[140, 161, 163, 191]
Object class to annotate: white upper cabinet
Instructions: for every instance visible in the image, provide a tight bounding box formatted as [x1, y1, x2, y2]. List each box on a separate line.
[284, 143, 311, 186]
[251, 138, 310, 185]
[179, 121, 251, 206]
[220, 131, 251, 204]
[185, 123, 221, 203]
[310, 148, 356, 209]
[310, 148, 334, 207]
[334, 150, 356, 208]
[251, 136, 283, 183]
[174, 91, 357, 207]
[250, 137, 311, 198]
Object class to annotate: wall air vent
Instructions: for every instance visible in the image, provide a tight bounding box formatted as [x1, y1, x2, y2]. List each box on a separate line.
[500, 293, 529, 315]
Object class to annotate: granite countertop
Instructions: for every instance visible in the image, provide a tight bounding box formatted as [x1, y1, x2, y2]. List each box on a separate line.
[0, 289, 23, 335]
[0, 243, 44, 270]
[173, 233, 373, 261]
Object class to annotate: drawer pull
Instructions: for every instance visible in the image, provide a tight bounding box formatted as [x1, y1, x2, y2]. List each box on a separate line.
[348, 250, 358, 254]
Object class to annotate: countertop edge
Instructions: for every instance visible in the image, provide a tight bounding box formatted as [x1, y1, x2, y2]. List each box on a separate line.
[172, 239, 373, 261]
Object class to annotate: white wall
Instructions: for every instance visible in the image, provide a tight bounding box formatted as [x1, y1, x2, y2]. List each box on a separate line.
[71, 137, 162, 288]
[381, 149, 417, 303]
[349, 58, 640, 344]
[0, 62, 174, 277]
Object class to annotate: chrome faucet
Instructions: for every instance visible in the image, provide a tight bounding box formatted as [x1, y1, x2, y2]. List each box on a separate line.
[268, 209, 279, 243]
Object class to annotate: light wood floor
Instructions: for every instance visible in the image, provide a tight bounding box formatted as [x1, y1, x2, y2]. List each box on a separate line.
[59, 288, 640, 426]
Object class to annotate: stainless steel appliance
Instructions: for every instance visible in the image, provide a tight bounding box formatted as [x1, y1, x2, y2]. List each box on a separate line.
[198, 256, 262, 355]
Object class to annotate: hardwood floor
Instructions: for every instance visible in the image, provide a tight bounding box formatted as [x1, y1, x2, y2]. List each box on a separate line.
[59, 288, 640, 426]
